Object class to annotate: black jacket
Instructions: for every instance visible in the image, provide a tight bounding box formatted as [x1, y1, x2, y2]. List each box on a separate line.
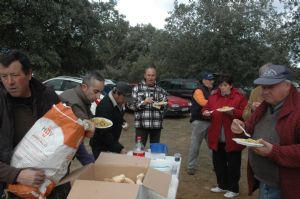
[89, 92, 125, 155]
[0, 78, 59, 194]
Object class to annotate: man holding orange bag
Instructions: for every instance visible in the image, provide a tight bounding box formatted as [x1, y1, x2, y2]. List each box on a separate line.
[0, 50, 82, 199]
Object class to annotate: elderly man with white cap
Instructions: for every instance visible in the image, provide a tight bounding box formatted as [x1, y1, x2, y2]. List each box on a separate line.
[231, 64, 300, 199]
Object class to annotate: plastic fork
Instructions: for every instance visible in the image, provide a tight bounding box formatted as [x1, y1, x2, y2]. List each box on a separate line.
[236, 122, 251, 137]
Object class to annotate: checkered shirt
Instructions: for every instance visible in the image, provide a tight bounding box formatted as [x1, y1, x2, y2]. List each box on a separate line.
[132, 81, 167, 129]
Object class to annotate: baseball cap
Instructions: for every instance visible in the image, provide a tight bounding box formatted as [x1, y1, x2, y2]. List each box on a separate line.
[115, 81, 131, 96]
[253, 64, 291, 85]
[202, 73, 214, 80]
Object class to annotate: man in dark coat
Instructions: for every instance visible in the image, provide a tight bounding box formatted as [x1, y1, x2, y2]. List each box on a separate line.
[90, 81, 131, 159]
[0, 50, 70, 199]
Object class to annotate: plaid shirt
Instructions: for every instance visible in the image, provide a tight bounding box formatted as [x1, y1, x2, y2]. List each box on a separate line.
[132, 80, 167, 129]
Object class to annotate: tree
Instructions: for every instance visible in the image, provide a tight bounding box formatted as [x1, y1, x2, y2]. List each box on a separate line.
[281, 0, 300, 66]
[164, 0, 291, 85]
[0, 0, 128, 80]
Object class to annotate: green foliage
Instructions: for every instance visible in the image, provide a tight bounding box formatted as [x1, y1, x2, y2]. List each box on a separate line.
[0, 0, 127, 79]
[0, 0, 299, 85]
[163, 0, 294, 85]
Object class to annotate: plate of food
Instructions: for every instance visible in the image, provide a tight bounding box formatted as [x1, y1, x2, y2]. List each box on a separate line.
[91, 117, 113, 129]
[153, 101, 168, 106]
[216, 106, 234, 112]
[232, 138, 263, 147]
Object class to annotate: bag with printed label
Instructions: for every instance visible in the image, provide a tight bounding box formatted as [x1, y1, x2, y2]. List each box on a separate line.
[8, 102, 86, 199]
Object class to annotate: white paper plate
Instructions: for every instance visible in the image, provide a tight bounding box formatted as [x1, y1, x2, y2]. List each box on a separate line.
[91, 117, 113, 129]
[153, 101, 168, 106]
[232, 138, 263, 147]
[217, 106, 234, 112]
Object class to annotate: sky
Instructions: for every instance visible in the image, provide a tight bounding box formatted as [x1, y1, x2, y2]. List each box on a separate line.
[101, 0, 284, 29]
[103, 0, 189, 29]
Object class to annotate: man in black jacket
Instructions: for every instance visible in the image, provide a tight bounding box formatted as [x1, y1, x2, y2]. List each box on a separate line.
[186, 73, 214, 175]
[0, 50, 70, 199]
[90, 81, 131, 159]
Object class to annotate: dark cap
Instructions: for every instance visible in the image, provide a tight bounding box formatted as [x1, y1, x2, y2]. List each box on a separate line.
[115, 81, 131, 96]
[253, 64, 291, 85]
[202, 73, 214, 80]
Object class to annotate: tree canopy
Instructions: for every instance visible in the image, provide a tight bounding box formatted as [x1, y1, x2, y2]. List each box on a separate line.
[0, 0, 299, 85]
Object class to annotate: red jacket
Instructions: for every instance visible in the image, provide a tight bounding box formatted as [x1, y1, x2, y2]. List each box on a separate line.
[245, 86, 300, 199]
[203, 88, 247, 152]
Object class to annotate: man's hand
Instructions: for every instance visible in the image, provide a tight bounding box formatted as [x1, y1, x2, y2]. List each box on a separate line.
[84, 119, 95, 138]
[253, 139, 273, 157]
[122, 122, 129, 131]
[143, 97, 153, 105]
[231, 119, 244, 134]
[202, 110, 213, 117]
[16, 169, 45, 187]
[251, 102, 261, 111]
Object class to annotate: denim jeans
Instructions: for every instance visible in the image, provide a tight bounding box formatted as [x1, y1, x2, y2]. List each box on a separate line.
[259, 182, 281, 199]
[187, 120, 210, 170]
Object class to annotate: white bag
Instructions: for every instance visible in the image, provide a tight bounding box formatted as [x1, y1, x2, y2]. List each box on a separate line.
[9, 102, 86, 199]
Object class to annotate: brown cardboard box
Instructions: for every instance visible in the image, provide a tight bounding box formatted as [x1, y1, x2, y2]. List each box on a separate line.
[66, 153, 172, 199]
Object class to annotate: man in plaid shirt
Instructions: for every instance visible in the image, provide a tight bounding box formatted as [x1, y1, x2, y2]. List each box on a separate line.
[132, 65, 167, 146]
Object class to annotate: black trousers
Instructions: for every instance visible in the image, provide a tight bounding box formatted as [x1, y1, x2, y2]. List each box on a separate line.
[212, 143, 242, 193]
[135, 128, 161, 147]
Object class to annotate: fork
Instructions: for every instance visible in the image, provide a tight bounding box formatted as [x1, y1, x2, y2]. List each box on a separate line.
[236, 122, 251, 137]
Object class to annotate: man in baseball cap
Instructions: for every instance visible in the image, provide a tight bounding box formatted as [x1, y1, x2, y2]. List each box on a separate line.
[186, 72, 214, 175]
[90, 81, 131, 159]
[203, 72, 215, 80]
[231, 64, 300, 198]
[114, 81, 132, 97]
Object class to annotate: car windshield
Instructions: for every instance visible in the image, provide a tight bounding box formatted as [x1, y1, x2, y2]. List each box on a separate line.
[184, 81, 198, 90]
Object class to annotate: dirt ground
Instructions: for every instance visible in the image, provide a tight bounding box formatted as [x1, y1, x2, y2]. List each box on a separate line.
[77, 112, 259, 199]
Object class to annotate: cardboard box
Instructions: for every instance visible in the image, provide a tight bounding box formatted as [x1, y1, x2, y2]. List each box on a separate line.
[66, 153, 172, 199]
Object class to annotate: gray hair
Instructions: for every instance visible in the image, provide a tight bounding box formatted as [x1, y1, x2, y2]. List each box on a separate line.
[82, 70, 104, 86]
[144, 64, 156, 73]
[285, 80, 292, 84]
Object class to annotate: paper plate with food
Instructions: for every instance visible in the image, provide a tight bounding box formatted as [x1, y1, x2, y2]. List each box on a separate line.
[91, 117, 113, 129]
[216, 106, 234, 112]
[232, 138, 263, 147]
[153, 101, 168, 106]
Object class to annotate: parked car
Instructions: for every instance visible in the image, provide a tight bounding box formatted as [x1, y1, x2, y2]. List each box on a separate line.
[43, 76, 115, 95]
[43, 76, 116, 114]
[164, 92, 191, 117]
[157, 79, 200, 99]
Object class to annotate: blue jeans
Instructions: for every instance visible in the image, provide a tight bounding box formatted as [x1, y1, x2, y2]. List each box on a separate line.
[259, 182, 281, 199]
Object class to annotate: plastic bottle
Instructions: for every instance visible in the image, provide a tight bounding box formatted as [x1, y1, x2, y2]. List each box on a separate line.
[172, 153, 181, 175]
[133, 136, 145, 157]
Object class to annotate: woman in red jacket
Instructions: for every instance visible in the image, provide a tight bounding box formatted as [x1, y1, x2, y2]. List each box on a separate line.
[203, 74, 247, 198]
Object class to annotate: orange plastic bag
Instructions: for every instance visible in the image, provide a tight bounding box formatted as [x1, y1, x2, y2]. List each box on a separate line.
[9, 102, 86, 198]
